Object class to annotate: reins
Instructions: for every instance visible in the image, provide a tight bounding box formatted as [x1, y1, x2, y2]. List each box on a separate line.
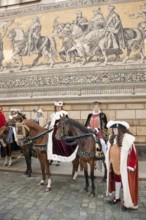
[62, 132, 94, 146]
[24, 127, 53, 143]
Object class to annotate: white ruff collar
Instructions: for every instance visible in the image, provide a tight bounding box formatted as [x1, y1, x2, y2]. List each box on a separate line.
[92, 110, 101, 115]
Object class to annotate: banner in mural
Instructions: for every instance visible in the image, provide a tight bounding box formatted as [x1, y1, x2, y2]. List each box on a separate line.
[0, 1, 146, 72]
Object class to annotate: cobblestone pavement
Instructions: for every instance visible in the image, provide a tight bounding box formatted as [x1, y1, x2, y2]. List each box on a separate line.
[0, 171, 146, 220]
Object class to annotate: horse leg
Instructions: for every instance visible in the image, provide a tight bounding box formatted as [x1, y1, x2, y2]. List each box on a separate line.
[138, 46, 145, 63]
[123, 48, 131, 63]
[102, 50, 108, 65]
[8, 143, 12, 167]
[32, 53, 42, 66]
[43, 153, 51, 192]
[102, 159, 107, 182]
[3, 149, 8, 166]
[36, 150, 46, 185]
[50, 55, 55, 68]
[89, 159, 95, 197]
[72, 157, 79, 181]
[80, 159, 89, 193]
[23, 145, 32, 177]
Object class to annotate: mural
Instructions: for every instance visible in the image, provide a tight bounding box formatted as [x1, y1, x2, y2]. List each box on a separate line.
[0, 1, 146, 72]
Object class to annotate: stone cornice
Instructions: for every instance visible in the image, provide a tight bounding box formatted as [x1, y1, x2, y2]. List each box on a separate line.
[0, 0, 144, 19]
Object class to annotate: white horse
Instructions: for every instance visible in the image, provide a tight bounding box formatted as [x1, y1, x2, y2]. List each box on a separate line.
[8, 28, 57, 69]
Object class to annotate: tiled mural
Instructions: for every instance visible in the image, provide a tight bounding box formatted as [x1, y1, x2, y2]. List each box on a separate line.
[0, 0, 146, 102]
[0, 0, 145, 72]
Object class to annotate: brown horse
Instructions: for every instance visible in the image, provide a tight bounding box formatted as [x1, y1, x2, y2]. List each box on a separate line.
[0, 126, 12, 166]
[55, 116, 99, 196]
[9, 116, 80, 191]
[6, 113, 33, 177]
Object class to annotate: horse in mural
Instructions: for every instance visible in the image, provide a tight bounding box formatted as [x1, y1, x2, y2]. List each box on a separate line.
[55, 116, 107, 196]
[8, 116, 80, 191]
[53, 18, 146, 65]
[8, 28, 57, 69]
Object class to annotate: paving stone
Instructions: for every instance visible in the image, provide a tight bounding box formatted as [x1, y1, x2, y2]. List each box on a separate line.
[0, 172, 145, 220]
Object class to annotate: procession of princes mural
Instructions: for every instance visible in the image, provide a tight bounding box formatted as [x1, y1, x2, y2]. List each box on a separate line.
[0, 3, 146, 72]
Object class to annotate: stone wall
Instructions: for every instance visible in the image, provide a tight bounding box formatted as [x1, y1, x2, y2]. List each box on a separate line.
[3, 100, 146, 144]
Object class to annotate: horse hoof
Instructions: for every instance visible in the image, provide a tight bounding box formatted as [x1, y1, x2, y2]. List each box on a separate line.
[90, 193, 95, 197]
[28, 173, 32, 178]
[46, 187, 51, 192]
[101, 178, 107, 183]
[83, 188, 88, 193]
[3, 164, 8, 167]
[38, 182, 44, 186]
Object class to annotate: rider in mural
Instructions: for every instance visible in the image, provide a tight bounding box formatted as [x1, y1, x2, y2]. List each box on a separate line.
[104, 5, 126, 56]
[0, 20, 13, 71]
[73, 11, 89, 32]
[27, 16, 41, 55]
[91, 7, 105, 29]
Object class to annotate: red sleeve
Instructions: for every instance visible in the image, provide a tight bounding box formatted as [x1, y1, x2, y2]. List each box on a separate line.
[0, 113, 6, 127]
[127, 145, 137, 169]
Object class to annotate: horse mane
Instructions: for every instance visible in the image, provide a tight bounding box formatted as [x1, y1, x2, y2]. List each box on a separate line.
[17, 111, 26, 119]
[66, 118, 89, 133]
[24, 119, 45, 131]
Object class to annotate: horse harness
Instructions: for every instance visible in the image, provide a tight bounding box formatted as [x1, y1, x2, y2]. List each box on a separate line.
[61, 121, 104, 159]
[15, 122, 53, 153]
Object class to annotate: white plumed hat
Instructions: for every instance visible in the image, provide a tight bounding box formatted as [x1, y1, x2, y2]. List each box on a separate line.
[107, 120, 130, 129]
[54, 101, 63, 107]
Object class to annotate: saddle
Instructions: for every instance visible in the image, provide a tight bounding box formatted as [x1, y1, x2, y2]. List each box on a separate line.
[94, 137, 104, 160]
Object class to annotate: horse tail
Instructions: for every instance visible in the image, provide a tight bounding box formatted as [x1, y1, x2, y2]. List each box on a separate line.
[50, 37, 58, 59]
[127, 28, 144, 49]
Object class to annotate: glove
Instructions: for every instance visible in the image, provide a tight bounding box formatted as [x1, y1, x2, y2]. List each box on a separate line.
[94, 128, 99, 133]
[127, 166, 134, 171]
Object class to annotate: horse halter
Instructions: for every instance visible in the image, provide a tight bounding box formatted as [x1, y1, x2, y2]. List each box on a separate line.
[15, 122, 30, 139]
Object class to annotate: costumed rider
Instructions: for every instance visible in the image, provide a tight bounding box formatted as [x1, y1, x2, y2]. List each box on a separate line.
[8, 108, 21, 154]
[85, 101, 108, 158]
[106, 120, 138, 211]
[34, 108, 47, 127]
[47, 101, 78, 166]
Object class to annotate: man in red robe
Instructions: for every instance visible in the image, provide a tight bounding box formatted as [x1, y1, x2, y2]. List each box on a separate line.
[0, 106, 6, 128]
[106, 120, 138, 211]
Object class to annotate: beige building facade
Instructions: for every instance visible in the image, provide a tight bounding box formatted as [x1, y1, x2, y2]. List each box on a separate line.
[0, 0, 146, 144]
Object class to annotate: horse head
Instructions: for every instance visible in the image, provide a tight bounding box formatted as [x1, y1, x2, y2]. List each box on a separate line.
[8, 29, 16, 40]
[53, 17, 64, 36]
[55, 115, 68, 140]
[139, 21, 146, 38]
[7, 114, 24, 127]
[8, 28, 25, 42]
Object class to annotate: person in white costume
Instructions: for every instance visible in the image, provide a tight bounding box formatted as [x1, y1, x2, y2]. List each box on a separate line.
[47, 101, 78, 165]
[34, 108, 47, 127]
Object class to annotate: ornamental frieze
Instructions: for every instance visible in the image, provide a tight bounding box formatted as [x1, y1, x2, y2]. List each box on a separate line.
[0, 69, 146, 89]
